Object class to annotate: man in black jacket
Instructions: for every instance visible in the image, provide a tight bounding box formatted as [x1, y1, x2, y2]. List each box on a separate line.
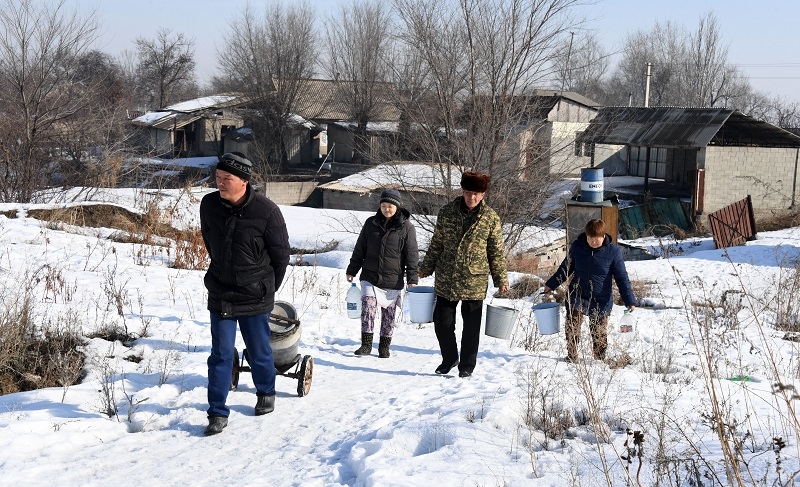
[200, 152, 291, 436]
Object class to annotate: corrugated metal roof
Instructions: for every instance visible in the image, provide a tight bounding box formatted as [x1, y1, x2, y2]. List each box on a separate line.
[131, 93, 250, 128]
[291, 78, 401, 123]
[529, 89, 602, 109]
[581, 107, 800, 148]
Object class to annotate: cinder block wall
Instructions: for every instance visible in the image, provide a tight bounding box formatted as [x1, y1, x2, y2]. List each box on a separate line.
[703, 147, 797, 216]
[263, 182, 318, 205]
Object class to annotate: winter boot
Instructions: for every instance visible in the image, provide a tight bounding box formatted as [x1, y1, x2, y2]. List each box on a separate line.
[354, 332, 374, 356]
[378, 336, 392, 358]
[204, 416, 228, 436]
[255, 394, 275, 416]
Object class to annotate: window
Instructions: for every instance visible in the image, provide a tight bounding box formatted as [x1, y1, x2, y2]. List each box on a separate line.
[574, 131, 593, 157]
[630, 146, 667, 178]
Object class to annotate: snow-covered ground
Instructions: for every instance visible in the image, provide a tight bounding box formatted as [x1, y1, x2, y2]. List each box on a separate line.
[0, 187, 799, 486]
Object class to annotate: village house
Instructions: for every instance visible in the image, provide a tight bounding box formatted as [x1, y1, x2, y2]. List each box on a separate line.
[316, 162, 459, 214]
[290, 77, 402, 169]
[506, 90, 601, 179]
[130, 94, 249, 158]
[582, 106, 800, 223]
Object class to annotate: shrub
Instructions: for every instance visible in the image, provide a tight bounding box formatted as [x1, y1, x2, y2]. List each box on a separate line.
[0, 294, 85, 396]
[172, 229, 208, 270]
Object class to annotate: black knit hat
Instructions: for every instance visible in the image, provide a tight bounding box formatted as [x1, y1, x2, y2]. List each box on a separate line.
[216, 152, 252, 181]
[379, 189, 402, 208]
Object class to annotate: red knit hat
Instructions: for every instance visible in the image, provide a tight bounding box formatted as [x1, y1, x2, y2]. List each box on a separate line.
[460, 171, 490, 193]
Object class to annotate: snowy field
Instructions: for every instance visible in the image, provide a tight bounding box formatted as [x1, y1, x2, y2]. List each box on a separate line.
[0, 187, 798, 486]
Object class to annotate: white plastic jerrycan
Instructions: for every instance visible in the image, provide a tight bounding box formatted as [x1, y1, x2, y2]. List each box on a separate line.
[619, 309, 636, 334]
[346, 282, 362, 319]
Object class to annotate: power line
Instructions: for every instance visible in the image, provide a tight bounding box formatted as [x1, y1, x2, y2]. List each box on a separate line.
[732, 63, 800, 68]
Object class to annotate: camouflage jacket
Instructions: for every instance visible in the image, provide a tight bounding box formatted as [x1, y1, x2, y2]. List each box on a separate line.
[420, 197, 508, 301]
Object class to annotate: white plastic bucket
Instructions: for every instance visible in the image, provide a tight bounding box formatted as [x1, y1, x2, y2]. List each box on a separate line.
[485, 304, 518, 339]
[533, 302, 560, 335]
[407, 286, 435, 323]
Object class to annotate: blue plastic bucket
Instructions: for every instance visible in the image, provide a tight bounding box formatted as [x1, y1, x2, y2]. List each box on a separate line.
[580, 168, 604, 203]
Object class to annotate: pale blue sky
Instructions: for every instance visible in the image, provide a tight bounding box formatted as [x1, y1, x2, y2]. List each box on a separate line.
[68, 0, 799, 101]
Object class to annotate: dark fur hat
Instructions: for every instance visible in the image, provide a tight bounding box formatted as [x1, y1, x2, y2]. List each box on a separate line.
[216, 152, 252, 181]
[460, 171, 490, 193]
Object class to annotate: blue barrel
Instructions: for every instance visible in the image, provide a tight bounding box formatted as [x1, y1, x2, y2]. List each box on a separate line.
[580, 168, 604, 203]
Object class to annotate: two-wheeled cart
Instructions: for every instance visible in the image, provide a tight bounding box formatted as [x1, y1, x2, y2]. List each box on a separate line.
[230, 301, 313, 397]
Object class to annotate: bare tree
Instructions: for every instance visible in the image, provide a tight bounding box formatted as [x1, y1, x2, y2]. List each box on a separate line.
[53, 50, 134, 188]
[134, 28, 197, 109]
[325, 0, 395, 164]
[605, 13, 743, 109]
[764, 97, 800, 130]
[215, 2, 316, 175]
[603, 20, 684, 107]
[552, 32, 611, 103]
[393, 0, 587, 247]
[0, 0, 100, 202]
[682, 13, 737, 107]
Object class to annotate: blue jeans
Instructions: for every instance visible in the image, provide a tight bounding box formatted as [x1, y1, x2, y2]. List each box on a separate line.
[207, 312, 275, 417]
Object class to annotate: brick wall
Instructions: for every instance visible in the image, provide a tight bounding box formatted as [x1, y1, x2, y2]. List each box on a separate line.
[703, 147, 797, 215]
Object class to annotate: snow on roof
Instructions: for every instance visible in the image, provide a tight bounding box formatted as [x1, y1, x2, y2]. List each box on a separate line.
[132, 111, 175, 125]
[287, 113, 317, 129]
[321, 163, 463, 192]
[164, 94, 239, 113]
[331, 121, 400, 133]
[133, 156, 220, 170]
[132, 94, 243, 126]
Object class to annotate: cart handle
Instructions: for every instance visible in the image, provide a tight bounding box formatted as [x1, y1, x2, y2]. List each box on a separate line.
[270, 313, 301, 326]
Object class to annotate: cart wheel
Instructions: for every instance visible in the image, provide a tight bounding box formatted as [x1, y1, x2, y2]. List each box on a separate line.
[297, 355, 313, 397]
[230, 347, 240, 391]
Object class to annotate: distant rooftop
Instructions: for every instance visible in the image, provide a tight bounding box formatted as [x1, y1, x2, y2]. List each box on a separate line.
[581, 107, 800, 148]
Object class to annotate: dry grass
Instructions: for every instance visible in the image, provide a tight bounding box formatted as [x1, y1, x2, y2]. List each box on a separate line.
[172, 229, 208, 270]
[1, 201, 201, 396]
[504, 275, 545, 299]
[0, 294, 85, 396]
[28, 204, 184, 242]
[755, 210, 800, 232]
[615, 277, 657, 306]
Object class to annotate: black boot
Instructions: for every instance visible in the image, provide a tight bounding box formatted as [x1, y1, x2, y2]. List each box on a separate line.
[354, 332, 373, 356]
[378, 336, 392, 358]
[204, 416, 228, 436]
[255, 394, 275, 416]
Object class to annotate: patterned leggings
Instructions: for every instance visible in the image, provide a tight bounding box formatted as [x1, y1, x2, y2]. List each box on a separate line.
[360, 295, 399, 337]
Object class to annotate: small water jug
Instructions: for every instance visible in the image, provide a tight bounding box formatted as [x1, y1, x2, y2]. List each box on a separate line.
[619, 309, 635, 334]
[346, 282, 361, 319]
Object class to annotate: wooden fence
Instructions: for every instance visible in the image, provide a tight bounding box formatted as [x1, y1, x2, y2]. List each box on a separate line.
[707, 195, 757, 249]
[618, 198, 691, 239]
